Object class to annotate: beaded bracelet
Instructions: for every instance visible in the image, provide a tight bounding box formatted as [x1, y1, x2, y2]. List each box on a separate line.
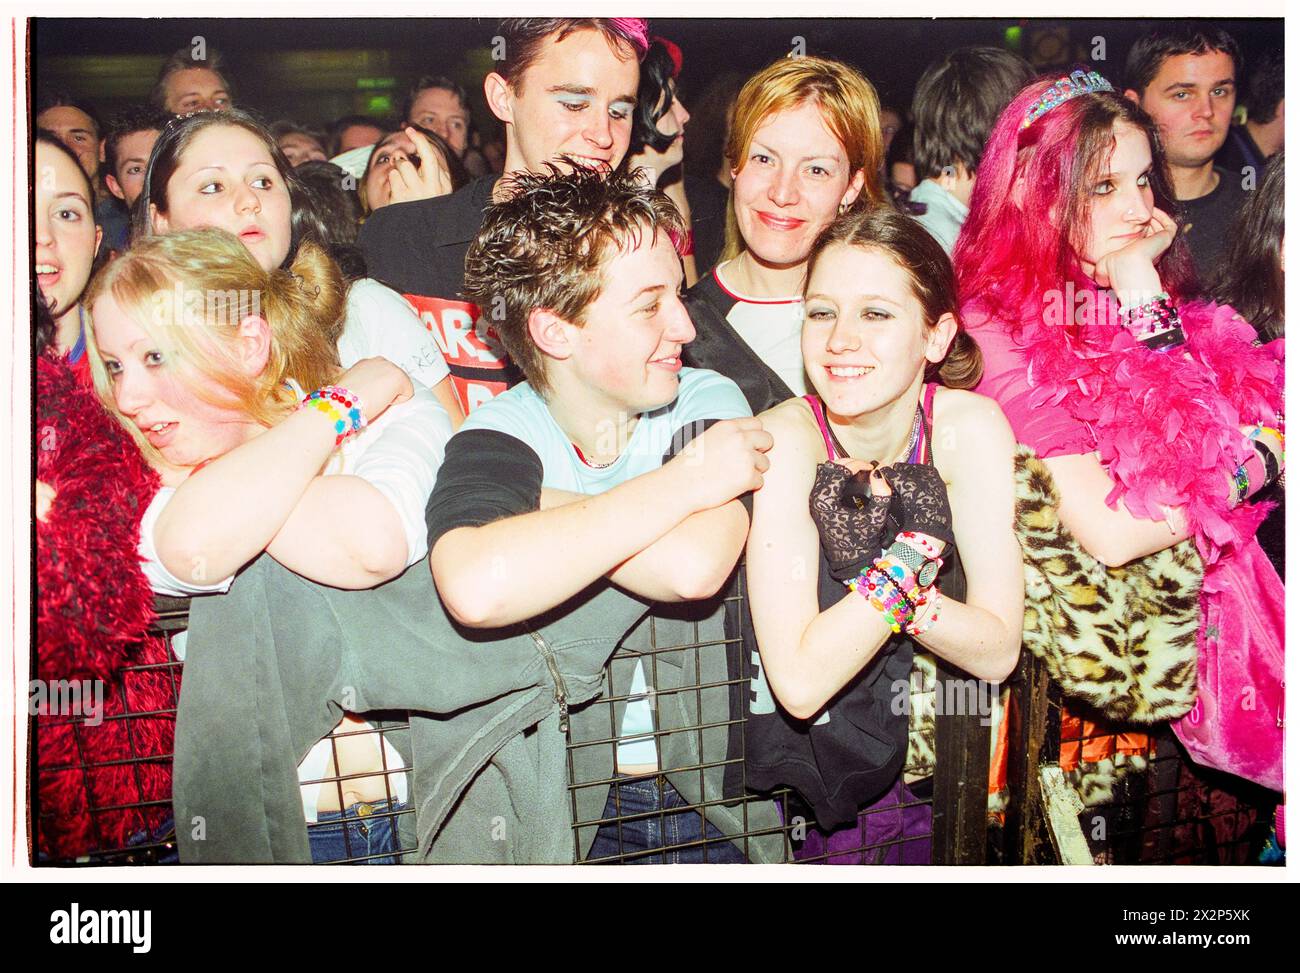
[1231, 462, 1252, 507]
[846, 565, 914, 634]
[873, 552, 918, 594]
[301, 384, 366, 447]
[1122, 293, 1186, 351]
[897, 530, 944, 559]
[906, 589, 943, 637]
[887, 531, 945, 588]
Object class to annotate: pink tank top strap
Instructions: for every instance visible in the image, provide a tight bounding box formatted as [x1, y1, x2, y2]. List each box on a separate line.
[916, 382, 938, 465]
[803, 394, 843, 460]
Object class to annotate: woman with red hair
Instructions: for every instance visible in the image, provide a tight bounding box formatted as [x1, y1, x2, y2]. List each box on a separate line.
[953, 71, 1284, 805]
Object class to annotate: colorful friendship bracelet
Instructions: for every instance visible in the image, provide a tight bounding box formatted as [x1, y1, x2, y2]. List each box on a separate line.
[1231, 462, 1252, 507]
[1122, 293, 1186, 351]
[907, 588, 944, 637]
[846, 565, 914, 634]
[846, 535, 948, 637]
[887, 531, 945, 589]
[301, 384, 366, 447]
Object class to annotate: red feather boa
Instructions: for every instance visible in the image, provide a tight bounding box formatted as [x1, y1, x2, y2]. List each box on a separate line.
[35, 352, 178, 860]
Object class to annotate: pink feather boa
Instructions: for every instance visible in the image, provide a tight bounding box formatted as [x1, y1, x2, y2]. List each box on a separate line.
[1012, 298, 1283, 580]
[972, 294, 1285, 789]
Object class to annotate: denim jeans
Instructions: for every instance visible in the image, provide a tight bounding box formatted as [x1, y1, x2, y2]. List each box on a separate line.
[586, 775, 748, 864]
[123, 813, 181, 864]
[308, 798, 405, 864]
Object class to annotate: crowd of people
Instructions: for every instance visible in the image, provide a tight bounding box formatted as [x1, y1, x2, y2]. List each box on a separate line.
[32, 17, 1284, 865]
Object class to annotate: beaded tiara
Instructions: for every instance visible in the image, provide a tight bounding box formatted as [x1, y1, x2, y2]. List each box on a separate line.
[1022, 69, 1115, 130]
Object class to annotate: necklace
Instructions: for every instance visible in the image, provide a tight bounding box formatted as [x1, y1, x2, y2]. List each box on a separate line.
[897, 406, 923, 464]
[827, 401, 923, 464]
[572, 441, 617, 469]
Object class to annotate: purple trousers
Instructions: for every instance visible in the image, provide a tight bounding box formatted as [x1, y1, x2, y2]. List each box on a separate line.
[789, 776, 932, 865]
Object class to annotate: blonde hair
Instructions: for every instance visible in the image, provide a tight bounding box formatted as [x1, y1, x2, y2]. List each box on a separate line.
[84, 228, 346, 461]
[722, 55, 886, 262]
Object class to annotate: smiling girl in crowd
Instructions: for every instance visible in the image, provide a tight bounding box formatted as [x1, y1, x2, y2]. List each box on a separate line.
[684, 55, 887, 414]
[745, 207, 1022, 862]
[34, 132, 103, 381]
[135, 109, 464, 425]
[85, 228, 454, 862]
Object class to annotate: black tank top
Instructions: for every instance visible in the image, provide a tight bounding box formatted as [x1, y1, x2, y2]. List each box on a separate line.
[743, 383, 967, 830]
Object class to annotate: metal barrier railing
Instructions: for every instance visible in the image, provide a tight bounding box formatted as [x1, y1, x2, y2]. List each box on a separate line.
[34, 587, 993, 865]
[1005, 652, 1278, 865]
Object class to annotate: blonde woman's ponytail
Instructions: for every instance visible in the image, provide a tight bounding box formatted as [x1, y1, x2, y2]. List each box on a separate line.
[260, 240, 347, 394]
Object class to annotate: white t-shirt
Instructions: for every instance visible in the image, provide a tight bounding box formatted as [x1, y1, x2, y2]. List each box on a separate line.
[139, 382, 451, 597]
[713, 262, 809, 397]
[337, 277, 452, 391]
[139, 382, 449, 822]
[460, 366, 752, 766]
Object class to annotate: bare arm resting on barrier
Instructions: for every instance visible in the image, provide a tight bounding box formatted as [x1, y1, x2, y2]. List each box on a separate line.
[913, 389, 1023, 680]
[1047, 422, 1283, 569]
[430, 417, 769, 627]
[538, 475, 751, 605]
[150, 357, 424, 591]
[747, 392, 1022, 721]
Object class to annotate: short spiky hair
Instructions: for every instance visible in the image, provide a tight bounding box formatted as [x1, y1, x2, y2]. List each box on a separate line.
[35, 89, 103, 136]
[463, 165, 684, 396]
[104, 105, 171, 179]
[911, 46, 1035, 181]
[399, 75, 469, 126]
[150, 45, 232, 113]
[1245, 48, 1285, 125]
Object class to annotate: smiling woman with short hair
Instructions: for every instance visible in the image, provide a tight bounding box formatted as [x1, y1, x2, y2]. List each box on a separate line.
[683, 55, 886, 415]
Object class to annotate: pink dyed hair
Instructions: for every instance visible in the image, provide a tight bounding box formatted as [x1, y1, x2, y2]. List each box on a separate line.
[608, 18, 651, 55]
[952, 71, 1196, 331]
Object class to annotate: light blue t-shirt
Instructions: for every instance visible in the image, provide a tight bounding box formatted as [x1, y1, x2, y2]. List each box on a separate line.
[460, 367, 752, 766]
[907, 178, 970, 256]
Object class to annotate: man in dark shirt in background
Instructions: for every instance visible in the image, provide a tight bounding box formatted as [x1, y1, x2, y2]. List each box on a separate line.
[1216, 48, 1284, 180]
[1124, 26, 1246, 281]
[358, 17, 647, 413]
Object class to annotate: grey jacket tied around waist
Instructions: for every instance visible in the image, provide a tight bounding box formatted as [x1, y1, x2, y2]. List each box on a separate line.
[566, 598, 784, 863]
[177, 554, 645, 863]
[176, 554, 781, 863]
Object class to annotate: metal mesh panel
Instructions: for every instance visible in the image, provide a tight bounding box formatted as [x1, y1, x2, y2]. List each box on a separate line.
[37, 589, 992, 865]
[566, 582, 976, 865]
[1008, 653, 1277, 865]
[33, 600, 185, 865]
[301, 718, 417, 864]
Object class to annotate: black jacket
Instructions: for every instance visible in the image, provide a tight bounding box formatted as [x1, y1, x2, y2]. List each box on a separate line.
[682, 269, 795, 416]
[357, 175, 522, 401]
[683, 173, 729, 278]
[358, 173, 498, 300]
